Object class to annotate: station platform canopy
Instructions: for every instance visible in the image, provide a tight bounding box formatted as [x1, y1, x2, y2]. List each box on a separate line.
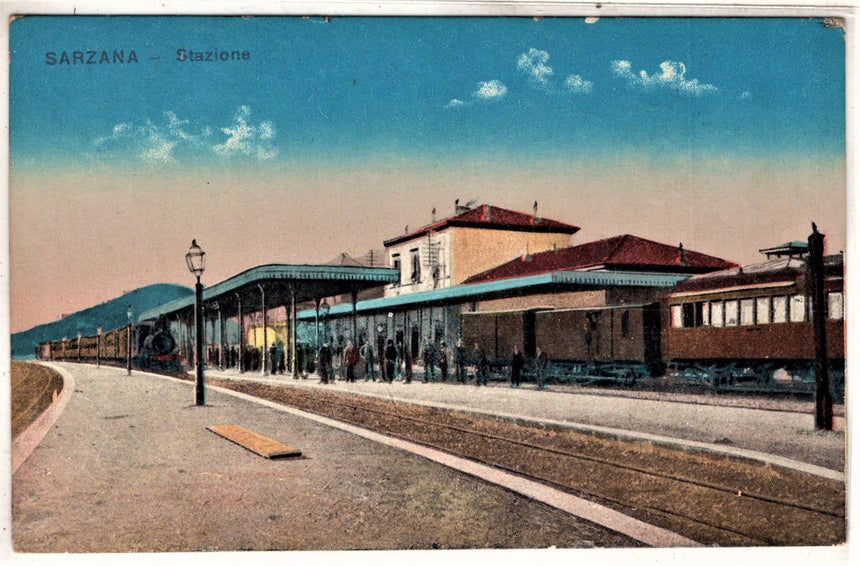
[138, 263, 400, 323]
[296, 269, 691, 320]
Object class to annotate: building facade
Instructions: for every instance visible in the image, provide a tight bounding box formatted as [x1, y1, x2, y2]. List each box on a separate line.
[383, 203, 580, 296]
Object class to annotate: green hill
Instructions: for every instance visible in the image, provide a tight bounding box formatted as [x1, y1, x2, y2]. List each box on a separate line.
[11, 284, 193, 359]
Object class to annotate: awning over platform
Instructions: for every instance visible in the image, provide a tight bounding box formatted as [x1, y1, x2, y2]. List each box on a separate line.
[296, 269, 691, 319]
[138, 263, 400, 322]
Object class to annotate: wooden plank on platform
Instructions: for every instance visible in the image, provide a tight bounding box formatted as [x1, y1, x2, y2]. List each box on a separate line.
[208, 424, 302, 459]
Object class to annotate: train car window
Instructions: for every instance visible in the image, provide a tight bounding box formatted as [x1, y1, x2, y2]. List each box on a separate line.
[682, 303, 696, 328]
[725, 300, 739, 326]
[701, 302, 711, 326]
[740, 299, 755, 326]
[756, 297, 771, 324]
[828, 292, 844, 320]
[790, 295, 806, 322]
[671, 305, 683, 328]
[711, 301, 724, 327]
[772, 296, 788, 323]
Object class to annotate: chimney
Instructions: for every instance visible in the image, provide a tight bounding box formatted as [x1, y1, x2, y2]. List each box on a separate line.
[432, 207, 437, 223]
[483, 204, 491, 222]
[679, 243, 689, 266]
[533, 200, 540, 223]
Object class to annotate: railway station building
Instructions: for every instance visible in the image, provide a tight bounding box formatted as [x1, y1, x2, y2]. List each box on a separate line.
[131, 201, 738, 375]
[285, 204, 738, 369]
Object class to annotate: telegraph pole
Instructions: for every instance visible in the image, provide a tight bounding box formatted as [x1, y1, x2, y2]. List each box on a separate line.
[808, 223, 833, 431]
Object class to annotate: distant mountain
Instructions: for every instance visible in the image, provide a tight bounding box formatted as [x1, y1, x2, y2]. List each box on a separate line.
[10, 284, 193, 359]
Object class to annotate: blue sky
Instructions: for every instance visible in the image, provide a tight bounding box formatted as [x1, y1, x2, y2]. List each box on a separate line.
[8, 16, 847, 332]
[10, 16, 845, 170]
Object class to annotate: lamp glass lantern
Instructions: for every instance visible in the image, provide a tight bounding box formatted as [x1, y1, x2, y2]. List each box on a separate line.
[186, 239, 206, 279]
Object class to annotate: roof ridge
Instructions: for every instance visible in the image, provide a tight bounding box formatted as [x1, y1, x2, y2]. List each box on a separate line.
[604, 234, 634, 262]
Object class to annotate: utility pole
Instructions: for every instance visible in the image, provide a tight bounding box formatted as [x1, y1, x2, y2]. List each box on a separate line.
[808, 223, 833, 431]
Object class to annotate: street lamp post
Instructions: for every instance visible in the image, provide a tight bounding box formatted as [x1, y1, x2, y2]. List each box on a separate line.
[126, 306, 134, 375]
[186, 239, 206, 406]
[97, 327, 102, 367]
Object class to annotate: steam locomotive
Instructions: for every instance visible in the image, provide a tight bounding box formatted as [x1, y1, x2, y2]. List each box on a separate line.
[36, 319, 183, 373]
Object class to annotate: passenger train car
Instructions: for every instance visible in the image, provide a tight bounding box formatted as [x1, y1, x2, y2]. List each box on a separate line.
[663, 254, 844, 396]
[460, 253, 844, 397]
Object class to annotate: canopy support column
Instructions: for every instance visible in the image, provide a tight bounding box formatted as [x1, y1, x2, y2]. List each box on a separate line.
[259, 283, 268, 375]
[290, 284, 298, 376]
[236, 292, 245, 373]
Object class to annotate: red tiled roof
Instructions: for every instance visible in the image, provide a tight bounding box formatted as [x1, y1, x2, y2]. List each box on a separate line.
[462, 234, 740, 284]
[383, 204, 580, 247]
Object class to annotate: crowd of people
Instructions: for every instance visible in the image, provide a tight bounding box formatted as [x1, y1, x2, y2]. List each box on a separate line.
[216, 336, 551, 388]
[311, 338, 551, 388]
[204, 335, 552, 388]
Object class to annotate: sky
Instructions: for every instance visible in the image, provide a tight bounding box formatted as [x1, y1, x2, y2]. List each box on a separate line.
[7, 15, 847, 333]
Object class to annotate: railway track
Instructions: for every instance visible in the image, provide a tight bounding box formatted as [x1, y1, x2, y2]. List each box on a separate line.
[217, 380, 845, 547]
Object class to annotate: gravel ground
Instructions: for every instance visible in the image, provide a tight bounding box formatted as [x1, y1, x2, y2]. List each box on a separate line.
[11, 363, 642, 552]
[10, 361, 64, 439]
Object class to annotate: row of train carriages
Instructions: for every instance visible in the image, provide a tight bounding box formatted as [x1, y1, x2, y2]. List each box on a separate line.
[460, 250, 845, 399]
[35, 322, 184, 374]
[37, 241, 845, 400]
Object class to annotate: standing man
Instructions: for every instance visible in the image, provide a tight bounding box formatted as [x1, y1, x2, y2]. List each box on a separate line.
[536, 347, 549, 389]
[403, 344, 413, 384]
[511, 345, 525, 387]
[438, 341, 450, 382]
[384, 339, 398, 383]
[361, 340, 376, 381]
[472, 342, 488, 386]
[344, 341, 359, 382]
[318, 342, 332, 384]
[422, 340, 437, 383]
[275, 341, 286, 374]
[454, 339, 468, 383]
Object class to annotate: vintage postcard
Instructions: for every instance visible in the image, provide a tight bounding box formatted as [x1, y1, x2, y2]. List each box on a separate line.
[2, 2, 852, 564]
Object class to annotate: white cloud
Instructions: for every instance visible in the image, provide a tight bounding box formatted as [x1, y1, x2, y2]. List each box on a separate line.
[95, 106, 277, 163]
[474, 80, 508, 100]
[517, 48, 553, 85]
[140, 126, 177, 163]
[445, 98, 469, 108]
[611, 59, 717, 96]
[213, 105, 277, 160]
[517, 48, 593, 96]
[95, 113, 197, 163]
[565, 74, 593, 94]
